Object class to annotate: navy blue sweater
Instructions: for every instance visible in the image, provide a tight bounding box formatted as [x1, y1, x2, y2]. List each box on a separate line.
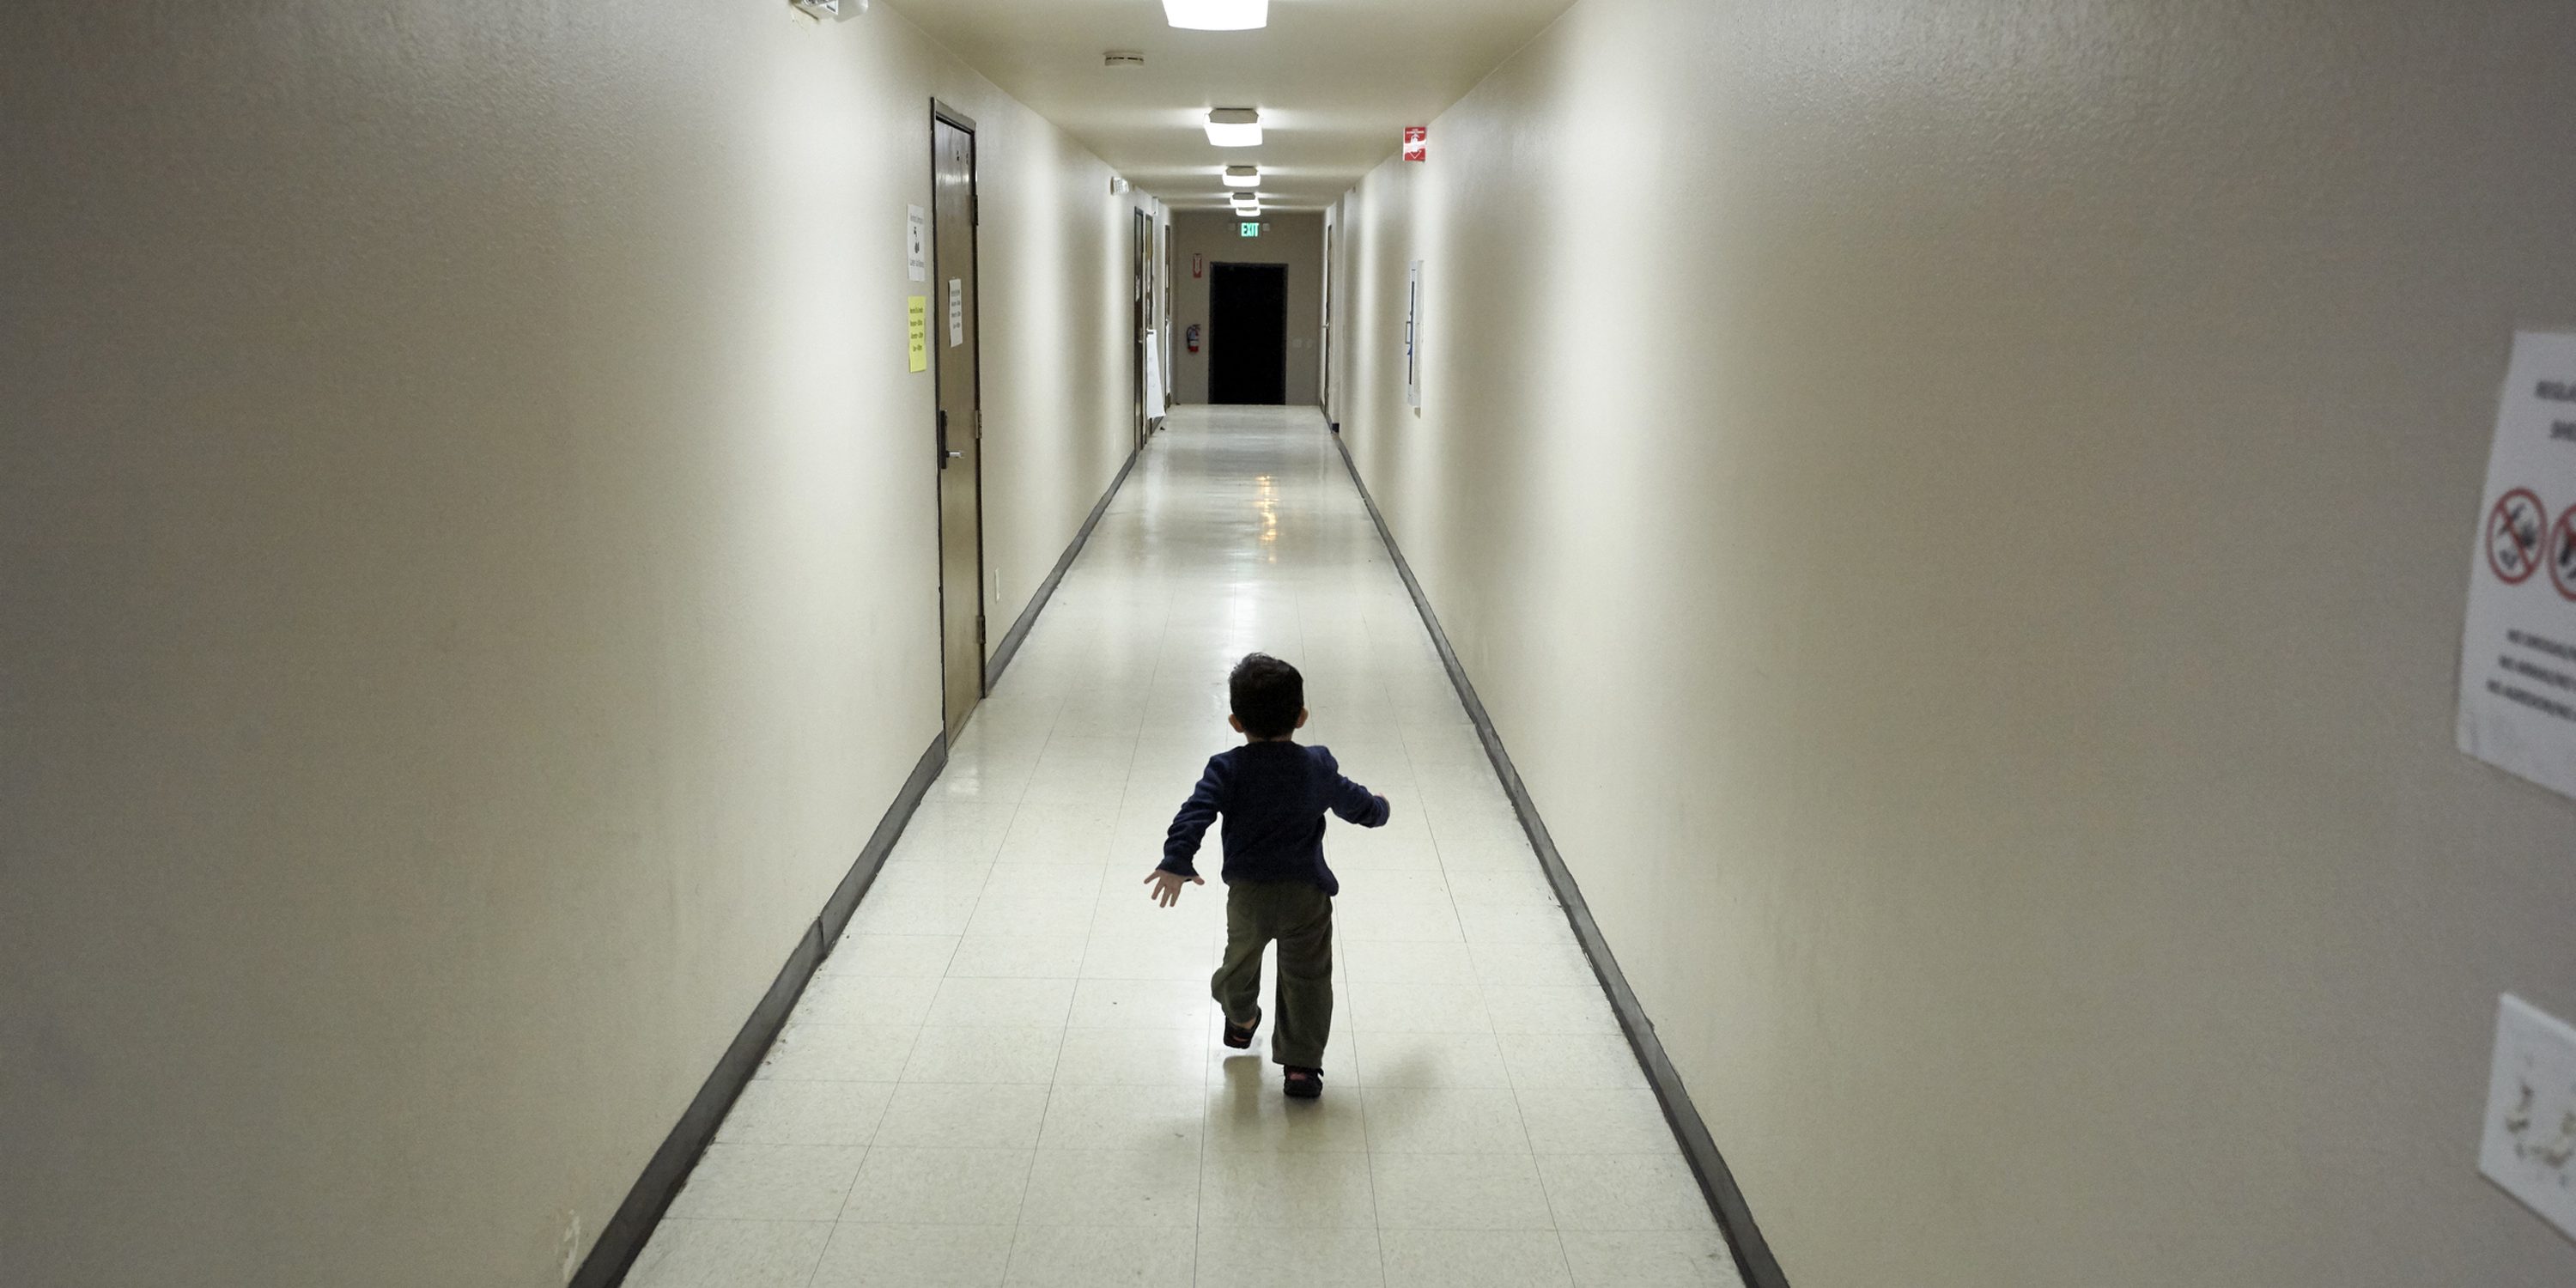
[1157, 742, 1390, 896]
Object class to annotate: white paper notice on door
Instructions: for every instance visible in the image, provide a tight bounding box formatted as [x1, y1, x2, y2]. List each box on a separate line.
[948, 278, 964, 348]
[2457, 331, 2576, 799]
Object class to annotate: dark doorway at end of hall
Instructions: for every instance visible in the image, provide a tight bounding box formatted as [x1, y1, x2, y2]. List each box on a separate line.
[1209, 262, 1288, 405]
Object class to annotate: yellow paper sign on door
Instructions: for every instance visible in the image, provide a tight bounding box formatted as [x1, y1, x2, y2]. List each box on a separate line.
[907, 296, 929, 373]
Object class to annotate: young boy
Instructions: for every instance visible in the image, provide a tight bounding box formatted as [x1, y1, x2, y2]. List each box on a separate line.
[1143, 653, 1390, 1099]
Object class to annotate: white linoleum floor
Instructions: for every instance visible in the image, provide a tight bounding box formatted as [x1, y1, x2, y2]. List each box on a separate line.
[626, 407, 1739, 1288]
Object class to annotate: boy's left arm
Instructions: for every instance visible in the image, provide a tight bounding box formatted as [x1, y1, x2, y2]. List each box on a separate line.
[1320, 750, 1392, 828]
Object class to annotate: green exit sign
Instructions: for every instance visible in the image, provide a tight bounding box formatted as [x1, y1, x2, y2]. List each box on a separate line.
[1239, 222, 1261, 238]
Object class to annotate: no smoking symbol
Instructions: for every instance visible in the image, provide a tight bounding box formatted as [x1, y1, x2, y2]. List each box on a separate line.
[2488, 488, 2545, 585]
[2548, 507, 2576, 602]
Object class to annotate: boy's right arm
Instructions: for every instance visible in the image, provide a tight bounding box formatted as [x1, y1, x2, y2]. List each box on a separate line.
[1156, 757, 1227, 879]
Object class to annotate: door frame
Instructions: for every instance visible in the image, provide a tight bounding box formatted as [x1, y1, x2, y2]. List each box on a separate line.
[928, 100, 987, 738]
[1133, 206, 1152, 451]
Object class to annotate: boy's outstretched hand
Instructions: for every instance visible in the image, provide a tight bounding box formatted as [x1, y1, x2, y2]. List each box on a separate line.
[1143, 869, 1203, 908]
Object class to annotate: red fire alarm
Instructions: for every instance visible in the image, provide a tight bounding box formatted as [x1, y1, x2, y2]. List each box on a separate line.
[1403, 125, 1427, 161]
[1192, 253, 1204, 279]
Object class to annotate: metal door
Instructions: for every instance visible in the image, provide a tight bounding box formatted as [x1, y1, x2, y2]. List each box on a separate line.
[1208, 263, 1290, 404]
[932, 106, 983, 741]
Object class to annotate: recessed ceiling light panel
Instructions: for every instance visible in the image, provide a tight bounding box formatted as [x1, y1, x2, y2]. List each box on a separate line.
[1205, 107, 1262, 148]
[1223, 166, 1261, 188]
[1163, 0, 1267, 31]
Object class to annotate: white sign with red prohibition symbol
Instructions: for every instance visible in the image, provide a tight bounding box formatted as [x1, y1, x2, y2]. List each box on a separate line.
[2458, 331, 2576, 799]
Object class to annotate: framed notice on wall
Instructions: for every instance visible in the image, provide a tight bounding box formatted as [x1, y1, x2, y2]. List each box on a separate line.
[2458, 331, 2576, 798]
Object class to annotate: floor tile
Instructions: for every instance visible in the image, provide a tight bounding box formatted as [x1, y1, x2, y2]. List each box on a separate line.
[822, 933, 962, 979]
[1342, 939, 1478, 986]
[1359, 1086, 1531, 1154]
[1203, 1077, 1370, 1153]
[1017, 1148, 1203, 1224]
[1198, 1149, 1377, 1227]
[1194, 1226, 1384, 1287]
[1369, 1151, 1556, 1230]
[796, 974, 944, 1027]
[1352, 1030, 1511, 1089]
[873, 1082, 1052, 1149]
[664, 1143, 865, 1222]
[1036, 1081, 1204, 1151]
[901, 1025, 1066, 1084]
[849, 892, 981, 937]
[926, 977, 1077, 1028]
[840, 1146, 1035, 1224]
[1053, 1025, 1208, 1085]
[1079, 933, 1218, 981]
[807, 1223, 1016, 1288]
[756, 1023, 916, 1083]
[1499, 1033, 1650, 1090]
[1535, 1152, 1716, 1230]
[1468, 940, 1596, 988]
[942, 934, 1090, 980]
[1002, 1224, 1194, 1286]
[1066, 977, 1218, 1030]
[1515, 1087, 1680, 1154]
[717, 1079, 896, 1147]
[1344, 982, 1490, 1034]
[1483, 985, 1619, 1036]
[1557, 1230, 1741, 1286]
[624, 1218, 834, 1288]
[1378, 1229, 1573, 1288]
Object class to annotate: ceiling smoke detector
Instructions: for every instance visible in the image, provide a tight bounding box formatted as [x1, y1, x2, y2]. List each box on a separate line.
[1103, 51, 1146, 69]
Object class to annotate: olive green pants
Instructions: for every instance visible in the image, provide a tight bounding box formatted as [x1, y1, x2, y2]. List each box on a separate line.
[1212, 879, 1335, 1069]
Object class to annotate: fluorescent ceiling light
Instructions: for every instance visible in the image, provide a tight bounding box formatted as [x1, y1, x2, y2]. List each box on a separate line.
[1205, 107, 1262, 148]
[1223, 166, 1261, 188]
[1163, 0, 1267, 31]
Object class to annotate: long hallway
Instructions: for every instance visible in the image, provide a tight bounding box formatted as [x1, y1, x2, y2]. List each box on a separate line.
[628, 408, 1735, 1287]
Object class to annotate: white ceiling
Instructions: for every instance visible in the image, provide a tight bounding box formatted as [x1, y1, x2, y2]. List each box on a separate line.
[881, 0, 1577, 211]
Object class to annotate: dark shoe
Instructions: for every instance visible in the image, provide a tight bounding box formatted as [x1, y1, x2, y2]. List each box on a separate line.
[1282, 1066, 1323, 1099]
[1223, 1009, 1261, 1049]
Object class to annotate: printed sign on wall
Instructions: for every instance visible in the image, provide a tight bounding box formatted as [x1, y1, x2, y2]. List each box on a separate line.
[907, 296, 928, 372]
[1403, 125, 1427, 162]
[2457, 331, 2576, 798]
[907, 205, 927, 283]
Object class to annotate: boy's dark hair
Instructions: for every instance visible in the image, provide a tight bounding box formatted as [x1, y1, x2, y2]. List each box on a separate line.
[1230, 653, 1304, 738]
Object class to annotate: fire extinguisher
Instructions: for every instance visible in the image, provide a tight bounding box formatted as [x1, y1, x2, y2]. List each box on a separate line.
[1186, 324, 1201, 354]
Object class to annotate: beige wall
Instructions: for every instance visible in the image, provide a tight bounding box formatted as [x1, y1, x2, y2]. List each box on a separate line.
[0, 3, 1145, 1284]
[1329, 2, 2576, 1285]
[1170, 211, 1323, 407]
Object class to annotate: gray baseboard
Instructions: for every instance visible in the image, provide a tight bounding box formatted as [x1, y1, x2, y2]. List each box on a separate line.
[573, 732, 947, 1288]
[986, 445, 1141, 690]
[1330, 434, 1791, 1288]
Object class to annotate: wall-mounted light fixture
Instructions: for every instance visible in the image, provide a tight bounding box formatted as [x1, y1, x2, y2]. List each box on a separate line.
[1163, 0, 1267, 31]
[1205, 108, 1262, 148]
[1222, 166, 1261, 189]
